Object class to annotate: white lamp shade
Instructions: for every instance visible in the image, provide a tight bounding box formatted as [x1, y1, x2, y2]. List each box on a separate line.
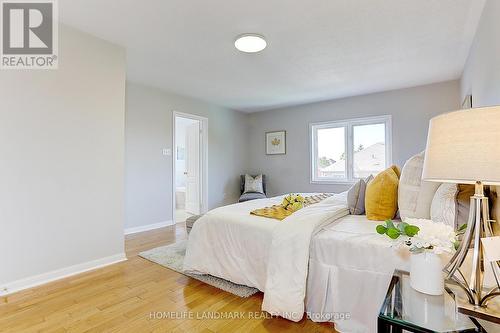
[422, 106, 500, 185]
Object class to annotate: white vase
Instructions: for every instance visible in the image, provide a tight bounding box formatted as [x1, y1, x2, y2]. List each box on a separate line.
[410, 252, 444, 295]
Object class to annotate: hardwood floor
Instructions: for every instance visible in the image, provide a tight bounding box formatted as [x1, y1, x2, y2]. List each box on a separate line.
[0, 224, 335, 332]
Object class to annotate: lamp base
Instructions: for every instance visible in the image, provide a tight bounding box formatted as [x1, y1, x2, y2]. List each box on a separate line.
[457, 297, 500, 324]
[443, 181, 500, 308]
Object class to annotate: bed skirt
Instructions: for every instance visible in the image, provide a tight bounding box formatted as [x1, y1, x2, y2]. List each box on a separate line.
[304, 216, 411, 333]
[305, 259, 397, 333]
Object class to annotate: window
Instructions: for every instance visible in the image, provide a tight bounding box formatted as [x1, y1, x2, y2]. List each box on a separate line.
[310, 115, 392, 183]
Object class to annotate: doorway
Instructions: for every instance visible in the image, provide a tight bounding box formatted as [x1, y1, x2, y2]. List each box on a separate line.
[173, 112, 208, 224]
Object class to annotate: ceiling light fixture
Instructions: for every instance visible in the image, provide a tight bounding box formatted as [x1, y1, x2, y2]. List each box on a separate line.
[234, 34, 267, 53]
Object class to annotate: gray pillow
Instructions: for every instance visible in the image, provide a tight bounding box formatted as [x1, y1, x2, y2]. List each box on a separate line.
[244, 174, 264, 194]
[348, 175, 373, 215]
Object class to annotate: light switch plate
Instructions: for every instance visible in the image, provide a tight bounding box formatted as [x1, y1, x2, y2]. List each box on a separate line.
[162, 148, 171, 156]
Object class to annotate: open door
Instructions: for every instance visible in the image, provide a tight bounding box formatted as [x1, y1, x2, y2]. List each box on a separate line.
[185, 122, 200, 215]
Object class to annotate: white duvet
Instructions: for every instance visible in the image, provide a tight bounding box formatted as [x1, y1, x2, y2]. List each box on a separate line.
[183, 193, 349, 321]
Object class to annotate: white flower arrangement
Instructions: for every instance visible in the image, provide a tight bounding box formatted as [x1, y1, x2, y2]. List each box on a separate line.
[376, 218, 463, 255]
[402, 218, 457, 254]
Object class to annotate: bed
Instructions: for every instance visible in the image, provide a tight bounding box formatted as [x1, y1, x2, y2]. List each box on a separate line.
[182, 192, 415, 332]
[183, 192, 350, 321]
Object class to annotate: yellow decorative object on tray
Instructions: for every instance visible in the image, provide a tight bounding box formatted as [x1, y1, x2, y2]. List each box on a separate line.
[282, 194, 305, 212]
[251, 193, 333, 221]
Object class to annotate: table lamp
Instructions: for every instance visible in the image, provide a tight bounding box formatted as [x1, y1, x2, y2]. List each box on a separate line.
[422, 106, 500, 319]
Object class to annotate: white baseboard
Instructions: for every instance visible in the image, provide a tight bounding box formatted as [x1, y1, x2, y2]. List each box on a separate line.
[124, 220, 174, 235]
[0, 253, 127, 296]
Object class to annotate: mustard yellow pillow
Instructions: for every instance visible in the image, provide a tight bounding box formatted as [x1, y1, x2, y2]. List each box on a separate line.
[365, 165, 401, 221]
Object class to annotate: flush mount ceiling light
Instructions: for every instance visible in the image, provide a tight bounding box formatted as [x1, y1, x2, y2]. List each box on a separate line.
[234, 34, 267, 53]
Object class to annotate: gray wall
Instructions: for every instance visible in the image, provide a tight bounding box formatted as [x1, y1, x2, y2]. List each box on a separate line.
[247, 81, 460, 196]
[461, 0, 500, 107]
[0, 25, 126, 289]
[125, 83, 249, 230]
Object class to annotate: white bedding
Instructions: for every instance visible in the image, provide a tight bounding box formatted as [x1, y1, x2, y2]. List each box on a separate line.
[183, 196, 281, 290]
[183, 192, 349, 321]
[306, 215, 410, 333]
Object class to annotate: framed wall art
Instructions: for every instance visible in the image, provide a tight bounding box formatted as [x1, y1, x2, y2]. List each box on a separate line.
[266, 130, 286, 155]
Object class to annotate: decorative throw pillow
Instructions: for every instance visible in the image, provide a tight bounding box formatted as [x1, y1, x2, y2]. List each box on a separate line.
[430, 183, 458, 228]
[347, 175, 373, 215]
[244, 174, 264, 194]
[430, 183, 475, 230]
[398, 152, 441, 220]
[365, 166, 401, 221]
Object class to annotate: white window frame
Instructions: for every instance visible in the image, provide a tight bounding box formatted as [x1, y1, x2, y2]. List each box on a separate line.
[310, 115, 392, 184]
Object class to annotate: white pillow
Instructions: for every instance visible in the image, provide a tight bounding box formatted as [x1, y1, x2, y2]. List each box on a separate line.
[244, 174, 264, 194]
[430, 183, 459, 228]
[398, 152, 441, 219]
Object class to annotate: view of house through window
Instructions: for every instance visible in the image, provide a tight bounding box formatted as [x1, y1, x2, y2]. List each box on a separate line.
[311, 116, 391, 183]
[353, 123, 386, 178]
[316, 126, 346, 179]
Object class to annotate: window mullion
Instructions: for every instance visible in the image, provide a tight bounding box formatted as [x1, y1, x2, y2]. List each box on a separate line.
[346, 124, 353, 181]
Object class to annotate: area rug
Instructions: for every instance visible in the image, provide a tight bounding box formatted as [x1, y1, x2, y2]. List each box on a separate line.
[139, 240, 259, 298]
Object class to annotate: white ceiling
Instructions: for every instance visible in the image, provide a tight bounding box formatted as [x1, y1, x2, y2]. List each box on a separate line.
[59, 0, 485, 112]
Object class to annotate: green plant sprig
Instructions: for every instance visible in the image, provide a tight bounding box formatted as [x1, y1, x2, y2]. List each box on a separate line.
[376, 220, 420, 239]
[453, 223, 468, 250]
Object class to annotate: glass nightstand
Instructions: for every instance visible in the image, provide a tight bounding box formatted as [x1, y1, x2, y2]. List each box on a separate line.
[378, 271, 485, 333]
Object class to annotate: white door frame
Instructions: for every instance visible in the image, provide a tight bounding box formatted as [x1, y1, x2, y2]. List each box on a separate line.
[172, 111, 208, 222]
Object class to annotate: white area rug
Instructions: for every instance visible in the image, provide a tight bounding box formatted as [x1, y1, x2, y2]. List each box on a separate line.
[139, 240, 259, 298]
